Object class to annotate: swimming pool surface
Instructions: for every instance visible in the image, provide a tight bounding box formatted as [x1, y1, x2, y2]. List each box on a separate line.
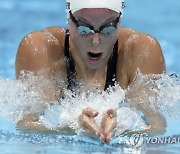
[0, 0, 180, 153]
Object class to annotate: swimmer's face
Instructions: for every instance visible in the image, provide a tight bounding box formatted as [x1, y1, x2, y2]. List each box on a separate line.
[69, 8, 120, 69]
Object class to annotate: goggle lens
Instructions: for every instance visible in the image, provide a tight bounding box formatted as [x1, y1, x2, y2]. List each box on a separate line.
[77, 25, 117, 35]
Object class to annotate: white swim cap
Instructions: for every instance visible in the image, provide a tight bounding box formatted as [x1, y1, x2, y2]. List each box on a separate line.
[66, 0, 125, 18]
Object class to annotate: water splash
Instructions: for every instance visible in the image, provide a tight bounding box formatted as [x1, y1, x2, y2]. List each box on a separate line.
[0, 71, 180, 137]
[0, 70, 65, 124]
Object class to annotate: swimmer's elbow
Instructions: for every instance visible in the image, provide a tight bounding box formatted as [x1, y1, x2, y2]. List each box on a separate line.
[16, 113, 49, 132]
[16, 113, 76, 134]
[147, 124, 166, 137]
[17, 120, 48, 132]
[146, 114, 167, 136]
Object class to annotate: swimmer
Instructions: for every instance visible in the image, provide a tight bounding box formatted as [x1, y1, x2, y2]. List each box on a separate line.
[16, 0, 166, 143]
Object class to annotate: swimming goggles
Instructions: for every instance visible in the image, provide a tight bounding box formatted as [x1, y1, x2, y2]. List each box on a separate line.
[69, 11, 121, 35]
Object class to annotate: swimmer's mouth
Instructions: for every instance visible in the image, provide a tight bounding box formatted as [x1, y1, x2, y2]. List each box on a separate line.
[88, 52, 102, 61]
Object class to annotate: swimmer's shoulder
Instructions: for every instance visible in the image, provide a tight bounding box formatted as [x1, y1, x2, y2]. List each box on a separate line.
[118, 27, 160, 52]
[118, 27, 164, 62]
[16, 27, 67, 78]
[116, 27, 166, 86]
[18, 26, 67, 57]
[44, 26, 67, 48]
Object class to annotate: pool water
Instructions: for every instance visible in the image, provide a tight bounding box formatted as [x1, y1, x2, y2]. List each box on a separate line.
[0, 0, 180, 153]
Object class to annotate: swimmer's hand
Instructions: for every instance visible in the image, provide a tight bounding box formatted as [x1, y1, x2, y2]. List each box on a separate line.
[79, 108, 117, 143]
[101, 109, 117, 143]
[79, 107, 105, 141]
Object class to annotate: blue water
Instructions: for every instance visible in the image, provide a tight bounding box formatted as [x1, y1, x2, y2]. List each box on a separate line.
[0, 0, 180, 153]
[0, 0, 180, 79]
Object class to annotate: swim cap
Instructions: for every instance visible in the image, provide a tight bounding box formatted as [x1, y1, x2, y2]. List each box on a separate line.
[66, 0, 125, 18]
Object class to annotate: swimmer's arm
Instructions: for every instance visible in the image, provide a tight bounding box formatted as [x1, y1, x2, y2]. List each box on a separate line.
[16, 28, 69, 99]
[15, 28, 68, 130]
[128, 33, 166, 82]
[16, 29, 66, 100]
[142, 111, 167, 136]
[121, 34, 166, 135]
[126, 96, 167, 136]
[133, 35, 166, 135]
[17, 113, 76, 135]
[17, 113, 49, 132]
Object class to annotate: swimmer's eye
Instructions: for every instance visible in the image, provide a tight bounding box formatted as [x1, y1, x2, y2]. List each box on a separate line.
[101, 26, 117, 35]
[77, 26, 93, 35]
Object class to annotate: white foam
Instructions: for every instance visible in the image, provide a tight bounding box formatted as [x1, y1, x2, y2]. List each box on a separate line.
[0, 70, 179, 137]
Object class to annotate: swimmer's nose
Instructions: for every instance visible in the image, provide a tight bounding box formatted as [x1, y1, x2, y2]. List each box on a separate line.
[91, 33, 100, 47]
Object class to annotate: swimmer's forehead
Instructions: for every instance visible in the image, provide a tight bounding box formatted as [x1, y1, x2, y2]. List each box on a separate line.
[74, 8, 119, 19]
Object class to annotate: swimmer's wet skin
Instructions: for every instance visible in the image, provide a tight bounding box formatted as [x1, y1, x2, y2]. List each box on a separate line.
[15, 0, 167, 143]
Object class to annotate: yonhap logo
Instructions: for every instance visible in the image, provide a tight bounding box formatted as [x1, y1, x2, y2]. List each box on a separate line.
[125, 132, 146, 149]
[124, 132, 180, 149]
[146, 136, 180, 144]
